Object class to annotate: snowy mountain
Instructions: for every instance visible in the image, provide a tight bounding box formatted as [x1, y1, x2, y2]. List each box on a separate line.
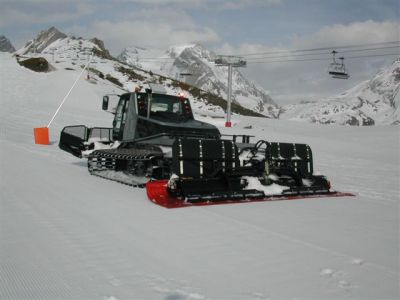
[17, 26, 67, 55]
[280, 59, 400, 125]
[118, 44, 279, 118]
[0, 35, 15, 53]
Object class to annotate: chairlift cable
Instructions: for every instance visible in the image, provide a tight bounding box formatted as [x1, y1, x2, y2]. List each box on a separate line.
[235, 41, 400, 56]
[123, 43, 399, 62]
[246, 53, 399, 64]
[244, 45, 400, 61]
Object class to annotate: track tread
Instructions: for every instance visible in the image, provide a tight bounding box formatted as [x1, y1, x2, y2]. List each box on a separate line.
[87, 147, 163, 187]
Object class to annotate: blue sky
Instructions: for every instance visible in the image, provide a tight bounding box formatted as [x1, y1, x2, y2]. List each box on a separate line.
[1, 0, 399, 103]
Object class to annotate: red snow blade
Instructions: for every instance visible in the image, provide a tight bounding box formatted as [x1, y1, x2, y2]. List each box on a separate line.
[146, 180, 355, 209]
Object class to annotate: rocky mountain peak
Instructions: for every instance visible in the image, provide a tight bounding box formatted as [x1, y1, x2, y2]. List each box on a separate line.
[18, 26, 67, 55]
[89, 37, 115, 60]
[0, 35, 16, 53]
[280, 58, 400, 125]
[166, 43, 207, 58]
[170, 44, 278, 113]
[367, 58, 400, 108]
[118, 43, 278, 117]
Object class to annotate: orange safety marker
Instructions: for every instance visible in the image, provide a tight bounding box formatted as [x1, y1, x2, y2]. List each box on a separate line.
[33, 53, 93, 145]
[34, 127, 50, 145]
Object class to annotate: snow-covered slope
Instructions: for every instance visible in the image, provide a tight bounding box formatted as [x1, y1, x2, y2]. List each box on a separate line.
[280, 59, 400, 125]
[118, 44, 279, 117]
[0, 35, 15, 53]
[1, 51, 399, 299]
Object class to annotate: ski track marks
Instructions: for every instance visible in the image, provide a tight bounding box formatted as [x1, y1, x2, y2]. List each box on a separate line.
[196, 205, 398, 298]
[201, 207, 397, 275]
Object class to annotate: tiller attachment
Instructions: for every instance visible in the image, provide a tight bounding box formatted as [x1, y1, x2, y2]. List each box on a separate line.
[146, 139, 354, 208]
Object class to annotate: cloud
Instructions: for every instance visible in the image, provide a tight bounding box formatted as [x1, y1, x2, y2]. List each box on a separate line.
[112, 0, 202, 5]
[80, 21, 218, 53]
[123, 7, 199, 27]
[69, 8, 220, 53]
[206, 0, 282, 10]
[107, 0, 281, 9]
[218, 20, 399, 56]
[0, 1, 94, 27]
[291, 20, 400, 48]
[0, 1, 220, 53]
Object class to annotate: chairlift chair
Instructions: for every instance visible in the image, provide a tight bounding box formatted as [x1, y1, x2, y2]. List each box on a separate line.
[328, 51, 349, 79]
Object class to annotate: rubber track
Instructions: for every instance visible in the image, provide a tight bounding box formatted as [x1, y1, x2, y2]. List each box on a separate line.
[87, 148, 160, 188]
[89, 171, 146, 188]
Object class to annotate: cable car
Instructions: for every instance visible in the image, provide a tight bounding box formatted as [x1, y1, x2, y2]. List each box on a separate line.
[328, 50, 349, 79]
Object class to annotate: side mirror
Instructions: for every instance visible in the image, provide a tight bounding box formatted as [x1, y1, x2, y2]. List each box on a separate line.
[102, 96, 109, 110]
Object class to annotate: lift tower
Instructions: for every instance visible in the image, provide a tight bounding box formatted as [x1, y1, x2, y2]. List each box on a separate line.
[215, 56, 246, 127]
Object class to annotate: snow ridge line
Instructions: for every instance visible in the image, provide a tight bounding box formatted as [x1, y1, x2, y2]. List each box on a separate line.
[202, 208, 398, 277]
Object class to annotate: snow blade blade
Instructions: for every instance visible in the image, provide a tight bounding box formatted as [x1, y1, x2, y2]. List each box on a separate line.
[59, 126, 113, 158]
[146, 180, 355, 209]
[59, 125, 90, 158]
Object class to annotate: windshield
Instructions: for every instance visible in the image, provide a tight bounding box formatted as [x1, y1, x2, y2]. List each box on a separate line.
[151, 95, 182, 114]
[136, 92, 193, 122]
[149, 94, 188, 122]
